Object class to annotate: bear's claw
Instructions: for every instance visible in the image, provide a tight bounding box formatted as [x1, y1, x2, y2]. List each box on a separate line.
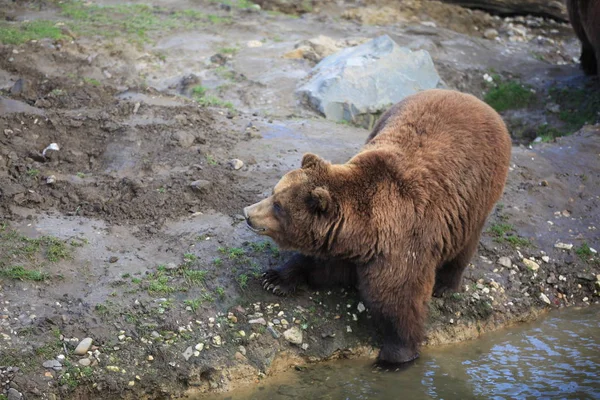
[261, 269, 296, 297]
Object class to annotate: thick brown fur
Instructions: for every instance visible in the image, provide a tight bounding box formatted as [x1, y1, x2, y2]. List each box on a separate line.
[567, 0, 600, 75]
[244, 89, 512, 365]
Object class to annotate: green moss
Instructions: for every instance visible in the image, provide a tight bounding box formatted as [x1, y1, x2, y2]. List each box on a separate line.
[0, 20, 64, 45]
[575, 242, 593, 259]
[549, 86, 600, 133]
[484, 80, 534, 112]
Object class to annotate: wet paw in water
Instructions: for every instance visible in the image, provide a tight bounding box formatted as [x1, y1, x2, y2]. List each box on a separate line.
[262, 270, 297, 296]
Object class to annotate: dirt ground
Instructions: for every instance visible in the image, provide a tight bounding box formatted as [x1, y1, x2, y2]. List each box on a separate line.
[0, 1, 599, 399]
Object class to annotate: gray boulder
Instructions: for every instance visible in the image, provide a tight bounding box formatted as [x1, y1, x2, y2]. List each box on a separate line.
[296, 35, 441, 128]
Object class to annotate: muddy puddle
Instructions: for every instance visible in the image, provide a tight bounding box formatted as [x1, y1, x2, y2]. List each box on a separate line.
[204, 306, 600, 400]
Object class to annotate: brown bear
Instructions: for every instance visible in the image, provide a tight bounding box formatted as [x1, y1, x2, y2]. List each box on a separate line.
[566, 0, 600, 75]
[243, 89, 511, 366]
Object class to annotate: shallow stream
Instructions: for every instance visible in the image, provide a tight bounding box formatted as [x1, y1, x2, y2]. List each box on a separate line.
[207, 306, 600, 400]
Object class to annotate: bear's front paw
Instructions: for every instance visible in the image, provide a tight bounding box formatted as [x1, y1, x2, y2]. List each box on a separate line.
[262, 269, 297, 297]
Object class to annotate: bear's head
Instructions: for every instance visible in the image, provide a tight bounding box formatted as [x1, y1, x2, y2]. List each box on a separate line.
[244, 153, 349, 256]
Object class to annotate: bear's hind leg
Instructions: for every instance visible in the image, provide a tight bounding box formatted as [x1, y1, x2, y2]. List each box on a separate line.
[262, 253, 314, 296]
[580, 43, 598, 75]
[433, 226, 482, 297]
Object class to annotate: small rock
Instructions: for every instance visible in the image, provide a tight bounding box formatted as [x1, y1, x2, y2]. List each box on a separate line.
[273, 319, 281, 325]
[133, 102, 141, 114]
[483, 28, 499, 40]
[267, 326, 280, 339]
[540, 293, 551, 305]
[247, 40, 263, 48]
[7, 388, 22, 400]
[190, 179, 212, 191]
[249, 318, 266, 325]
[346, 326, 352, 333]
[357, 302, 366, 313]
[109, 256, 119, 263]
[147, 355, 154, 361]
[497, 257, 512, 268]
[301, 343, 309, 350]
[545, 103, 560, 113]
[228, 159, 244, 170]
[541, 256, 550, 263]
[183, 346, 194, 361]
[235, 351, 246, 361]
[583, 297, 589, 302]
[283, 326, 303, 345]
[195, 343, 204, 352]
[554, 242, 573, 250]
[74, 338, 93, 355]
[43, 360, 62, 369]
[212, 335, 222, 346]
[172, 131, 195, 148]
[523, 258, 540, 271]
[78, 358, 91, 367]
[46, 175, 56, 184]
[239, 345, 247, 356]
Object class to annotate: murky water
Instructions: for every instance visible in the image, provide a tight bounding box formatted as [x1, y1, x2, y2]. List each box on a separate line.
[208, 307, 600, 400]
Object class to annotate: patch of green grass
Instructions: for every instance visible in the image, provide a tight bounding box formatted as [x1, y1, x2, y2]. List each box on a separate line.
[575, 242, 593, 259]
[484, 80, 534, 112]
[216, 286, 225, 298]
[147, 272, 175, 295]
[27, 169, 40, 177]
[0, 266, 48, 281]
[0, 20, 65, 45]
[219, 246, 246, 260]
[504, 235, 531, 247]
[549, 86, 600, 133]
[59, 361, 93, 389]
[184, 298, 202, 312]
[215, 66, 237, 81]
[191, 85, 207, 99]
[219, 46, 239, 55]
[488, 223, 513, 237]
[213, 257, 223, 267]
[184, 269, 207, 285]
[76, 172, 86, 178]
[196, 94, 234, 109]
[183, 253, 198, 262]
[202, 291, 215, 303]
[536, 124, 563, 143]
[237, 273, 249, 289]
[83, 77, 101, 86]
[210, 0, 257, 9]
[206, 155, 218, 166]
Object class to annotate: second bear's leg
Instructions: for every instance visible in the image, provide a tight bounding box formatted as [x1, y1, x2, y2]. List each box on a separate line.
[262, 252, 314, 296]
[358, 260, 435, 366]
[433, 224, 483, 297]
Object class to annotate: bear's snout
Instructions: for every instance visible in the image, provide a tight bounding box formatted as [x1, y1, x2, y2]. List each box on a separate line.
[243, 202, 269, 234]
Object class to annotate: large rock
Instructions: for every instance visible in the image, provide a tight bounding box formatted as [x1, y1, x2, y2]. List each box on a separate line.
[296, 35, 441, 128]
[439, 0, 567, 21]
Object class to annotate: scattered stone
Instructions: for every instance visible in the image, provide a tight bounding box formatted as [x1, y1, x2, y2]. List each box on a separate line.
[296, 35, 440, 127]
[128, 381, 135, 387]
[273, 319, 281, 325]
[540, 293, 551, 305]
[228, 159, 244, 170]
[183, 346, 194, 361]
[301, 343, 309, 350]
[283, 326, 303, 345]
[346, 326, 353, 333]
[43, 360, 61, 370]
[545, 103, 560, 113]
[267, 326, 280, 339]
[483, 28, 499, 40]
[133, 102, 141, 114]
[195, 343, 204, 352]
[554, 242, 573, 250]
[212, 336, 222, 346]
[546, 273, 557, 284]
[147, 355, 154, 361]
[583, 297, 589, 302]
[190, 179, 212, 191]
[172, 131, 195, 148]
[235, 351, 247, 361]
[541, 256, 550, 263]
[7, 388, 22, 400]
[247, 40, 263, 48]
[357, 302, 366, 313]
[523, 258, 540, 271]
[497, 257, 512, 268]
[74, 338, 93, 355]
[46, 175, 56, 184]
[78, 358, 91, 367]
[249, 317, 266, 325]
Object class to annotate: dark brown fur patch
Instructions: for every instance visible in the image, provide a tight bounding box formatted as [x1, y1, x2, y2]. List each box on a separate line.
[567, 0, 600, 75]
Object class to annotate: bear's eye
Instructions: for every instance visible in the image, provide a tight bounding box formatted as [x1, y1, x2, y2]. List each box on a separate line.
[273, 202, 283, 214]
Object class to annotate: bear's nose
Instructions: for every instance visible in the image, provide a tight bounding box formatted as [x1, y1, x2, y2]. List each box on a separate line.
[243, 207, 249, 220]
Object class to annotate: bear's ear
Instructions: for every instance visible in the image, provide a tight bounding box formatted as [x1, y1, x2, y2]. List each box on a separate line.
[301, 153, 327, 170]
[308, 187, 331, 213]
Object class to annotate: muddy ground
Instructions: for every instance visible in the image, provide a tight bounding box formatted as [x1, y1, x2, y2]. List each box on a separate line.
[0, 0, 599, 399]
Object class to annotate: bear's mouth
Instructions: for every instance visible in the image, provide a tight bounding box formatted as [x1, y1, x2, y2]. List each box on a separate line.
[245, 222, 266, 233]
